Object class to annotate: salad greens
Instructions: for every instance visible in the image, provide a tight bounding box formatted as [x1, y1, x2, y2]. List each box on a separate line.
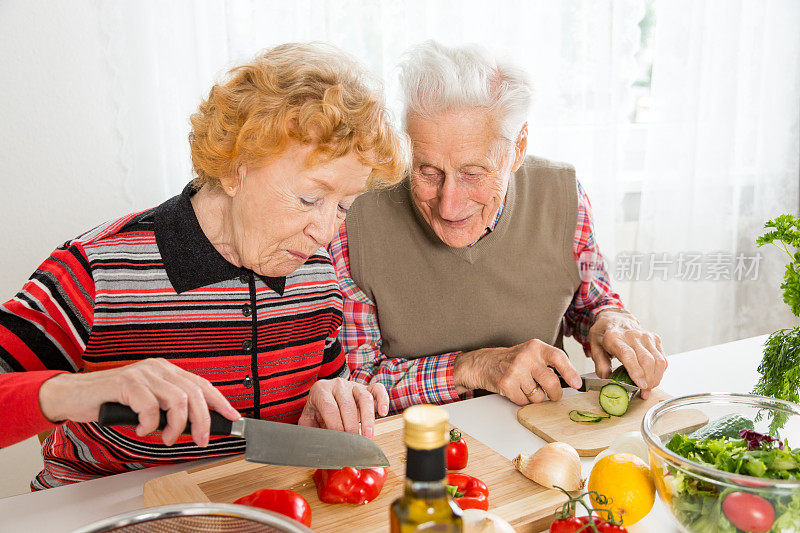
[665, 478, 800, 533]
[663, 429, 800, 532]
[666, 432, 799, 480]
[740, 429, 785, 451]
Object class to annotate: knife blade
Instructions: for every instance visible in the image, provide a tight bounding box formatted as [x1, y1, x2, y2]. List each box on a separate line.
[98, 402, 389, 469]
[555, 372, 641, 397]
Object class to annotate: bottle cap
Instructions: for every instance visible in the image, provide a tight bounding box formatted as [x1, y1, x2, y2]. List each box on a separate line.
[403, 404, 449, 450]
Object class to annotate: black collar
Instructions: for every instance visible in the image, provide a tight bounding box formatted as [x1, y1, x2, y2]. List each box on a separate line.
[153, 183, 286, 295]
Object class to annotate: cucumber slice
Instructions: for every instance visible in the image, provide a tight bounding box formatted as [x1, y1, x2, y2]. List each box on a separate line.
[599, 383, 631, 416]
[569, 410, 610, 423]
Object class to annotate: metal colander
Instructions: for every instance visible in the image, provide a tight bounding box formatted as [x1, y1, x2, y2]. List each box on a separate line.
[71, 504, 315, 533]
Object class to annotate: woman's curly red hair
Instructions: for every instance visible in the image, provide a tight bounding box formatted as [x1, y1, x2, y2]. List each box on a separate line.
[190, 42, 409, 189]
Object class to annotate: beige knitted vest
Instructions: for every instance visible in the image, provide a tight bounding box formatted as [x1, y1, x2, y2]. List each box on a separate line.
[346, 156, 581, 358]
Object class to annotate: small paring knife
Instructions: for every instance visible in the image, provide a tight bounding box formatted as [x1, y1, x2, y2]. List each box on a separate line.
[98, 402, 390, 469]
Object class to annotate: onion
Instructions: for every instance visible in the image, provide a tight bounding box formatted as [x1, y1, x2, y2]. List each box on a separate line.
[461, 509, 515, 533]
[512, 442, 584, 491]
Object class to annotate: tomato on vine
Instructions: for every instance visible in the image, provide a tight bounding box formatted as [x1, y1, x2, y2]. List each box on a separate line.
[549, 487, 628, 533]
[550, 516, 591, 533]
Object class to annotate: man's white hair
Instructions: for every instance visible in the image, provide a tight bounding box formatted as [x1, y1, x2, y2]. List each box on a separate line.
[398, 40, 532, 143]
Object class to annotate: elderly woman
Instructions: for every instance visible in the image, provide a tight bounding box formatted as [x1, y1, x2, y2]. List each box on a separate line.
[0, 42, 408, 489]
[329, 40, 667, 413]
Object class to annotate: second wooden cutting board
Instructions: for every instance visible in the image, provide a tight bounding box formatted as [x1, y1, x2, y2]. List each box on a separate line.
[144, 414, 568, 532]
[517, 389, 708, 456]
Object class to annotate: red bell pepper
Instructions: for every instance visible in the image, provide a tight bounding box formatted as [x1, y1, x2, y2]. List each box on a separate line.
[446, 429, 468, 470]
[313, 467, 387, 504]
[447, 472, 489, 511]
[233, 488, 312, 527]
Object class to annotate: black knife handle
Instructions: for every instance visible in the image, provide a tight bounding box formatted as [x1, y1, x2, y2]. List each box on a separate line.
[98, 402, 234, 435]
[550, 367, 587, 392]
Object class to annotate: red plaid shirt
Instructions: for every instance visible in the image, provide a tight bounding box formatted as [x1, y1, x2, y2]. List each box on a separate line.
[328, 180, 626, 414]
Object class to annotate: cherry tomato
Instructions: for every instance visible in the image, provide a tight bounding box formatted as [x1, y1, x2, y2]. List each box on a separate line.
[550, 516, 627, 533]
[550, 516, 588, 533]
[597, 521, 628, 533]
[722, 492, 775, 533]
[446, 429, 468, 470]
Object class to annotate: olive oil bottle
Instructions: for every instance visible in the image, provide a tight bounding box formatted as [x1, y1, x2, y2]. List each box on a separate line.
[389, 405, 463, 532]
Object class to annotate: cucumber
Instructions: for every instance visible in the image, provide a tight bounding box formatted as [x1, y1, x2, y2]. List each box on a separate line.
[569, 410, 610, 423]
[688, 414, 755, 440]
[599, 383, 631, 416]
[609, 366, 636, 387]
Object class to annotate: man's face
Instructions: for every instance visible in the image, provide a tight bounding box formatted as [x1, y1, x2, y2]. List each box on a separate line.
[407, 108, 521, 248]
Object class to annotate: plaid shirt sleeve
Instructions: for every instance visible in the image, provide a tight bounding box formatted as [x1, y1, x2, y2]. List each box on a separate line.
[328, 222, 463, 414]
[563, 181, 628, 354]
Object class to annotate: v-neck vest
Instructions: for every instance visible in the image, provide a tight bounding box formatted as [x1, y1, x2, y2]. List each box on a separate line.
[346, 156, 581, 358]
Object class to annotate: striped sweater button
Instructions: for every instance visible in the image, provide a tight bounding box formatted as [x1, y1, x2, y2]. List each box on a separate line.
[239, 273, 249, 284]
[243, 376, 253, 388]
[242, 339, 252, 351]
[242, 303, 252, 317]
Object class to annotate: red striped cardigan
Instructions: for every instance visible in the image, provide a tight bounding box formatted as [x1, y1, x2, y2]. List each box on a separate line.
[0, 184, 347, 489]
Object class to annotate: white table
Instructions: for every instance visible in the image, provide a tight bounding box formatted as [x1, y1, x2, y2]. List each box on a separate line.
[0, 335, 768, 533]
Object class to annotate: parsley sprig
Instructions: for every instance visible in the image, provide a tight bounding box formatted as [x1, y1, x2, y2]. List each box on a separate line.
[756, 214, 800, 316]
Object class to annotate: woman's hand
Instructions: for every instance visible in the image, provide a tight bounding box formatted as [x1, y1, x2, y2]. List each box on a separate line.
[452, 338, 583, 405]
[38, 358, 240, 447]
[588, 309, 667, 399]
[297, 378, 389, 438]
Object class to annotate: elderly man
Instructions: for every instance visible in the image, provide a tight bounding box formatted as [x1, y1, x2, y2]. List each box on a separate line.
[328, 40, 666, 413]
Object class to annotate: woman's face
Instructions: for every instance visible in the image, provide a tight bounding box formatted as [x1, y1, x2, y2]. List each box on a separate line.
[224, 142, 371, 277]
[407, 108, 525, 248]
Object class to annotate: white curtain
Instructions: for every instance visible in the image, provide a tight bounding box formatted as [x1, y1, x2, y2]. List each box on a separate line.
[99, 0, 800, 354]
[625, 0, 800, 351]
[98, 0, 229, 208]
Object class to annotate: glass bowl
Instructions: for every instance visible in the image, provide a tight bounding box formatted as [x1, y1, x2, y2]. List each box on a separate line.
[641, 393, 800, 533]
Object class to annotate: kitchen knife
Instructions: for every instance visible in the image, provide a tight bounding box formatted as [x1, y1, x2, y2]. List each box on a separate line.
[98, 402, 389, 469]
[555, 372, 641, 398]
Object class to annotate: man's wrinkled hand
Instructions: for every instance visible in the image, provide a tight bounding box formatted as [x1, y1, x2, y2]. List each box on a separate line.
[297, 378, 389, 438]
[453, 339, 583, 406]
[588, 310, 667, 399]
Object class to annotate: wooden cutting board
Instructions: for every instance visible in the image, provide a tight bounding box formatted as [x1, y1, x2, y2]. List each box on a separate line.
[144, 414, 568, 532]
[517, 389, 708, 457]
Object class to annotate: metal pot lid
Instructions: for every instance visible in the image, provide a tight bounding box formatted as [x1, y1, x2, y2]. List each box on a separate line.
[71, 503, 315, 533]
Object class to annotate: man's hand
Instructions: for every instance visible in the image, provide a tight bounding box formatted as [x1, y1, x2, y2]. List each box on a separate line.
[588, 310, 667, 399]
[452, 339, 583, 405]
[38, 358, 241, 447]
[297, 378, 389, 438]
